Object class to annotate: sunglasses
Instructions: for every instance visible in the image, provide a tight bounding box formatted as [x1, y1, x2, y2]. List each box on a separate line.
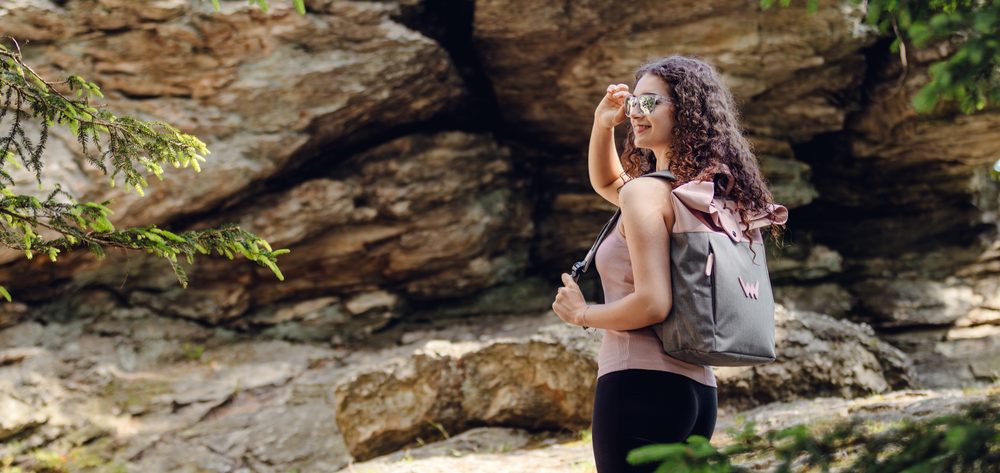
[625, 93, 670, 117]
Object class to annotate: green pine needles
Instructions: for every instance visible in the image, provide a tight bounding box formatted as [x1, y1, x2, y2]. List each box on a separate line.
[626, 396, 1000, 473]
[0, 39, 288, 300]
[208, 0, 307, 15]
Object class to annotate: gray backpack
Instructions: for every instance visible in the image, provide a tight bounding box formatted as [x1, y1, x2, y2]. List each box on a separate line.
[572, 166, 788, 367]
[642, 167, 788, 366]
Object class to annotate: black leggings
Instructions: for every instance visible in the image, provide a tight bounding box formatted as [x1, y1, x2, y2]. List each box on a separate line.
[591, 369, 718, 473]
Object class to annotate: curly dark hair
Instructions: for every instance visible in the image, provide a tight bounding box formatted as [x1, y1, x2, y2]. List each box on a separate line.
[620, 54, 785, 247]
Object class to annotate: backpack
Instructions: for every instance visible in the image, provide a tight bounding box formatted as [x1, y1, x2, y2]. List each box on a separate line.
[571, 165, 788, 367]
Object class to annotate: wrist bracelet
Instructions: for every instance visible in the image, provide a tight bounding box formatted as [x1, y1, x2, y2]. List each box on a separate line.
[582, 305, 590, 329]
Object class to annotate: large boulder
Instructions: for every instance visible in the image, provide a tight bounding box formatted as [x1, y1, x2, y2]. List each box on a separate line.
[333, 315, 598, 461]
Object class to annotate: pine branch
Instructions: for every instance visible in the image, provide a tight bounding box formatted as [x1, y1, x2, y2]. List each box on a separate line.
[0, 187, 288, 290]
[0, 39, 208, 196]
[0, 36, 289, 301]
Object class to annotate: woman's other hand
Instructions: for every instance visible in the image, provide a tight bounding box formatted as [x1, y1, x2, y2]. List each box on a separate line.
[594, 83, 629, 130]
[552, 272, 587, 326]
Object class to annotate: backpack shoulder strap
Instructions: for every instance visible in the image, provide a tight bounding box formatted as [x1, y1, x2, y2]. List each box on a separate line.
[570, 208, 620, 281]
[636, 169, 677, 182]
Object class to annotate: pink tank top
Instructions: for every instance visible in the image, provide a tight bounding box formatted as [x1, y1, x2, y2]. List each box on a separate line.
[594, 224, 717, 387]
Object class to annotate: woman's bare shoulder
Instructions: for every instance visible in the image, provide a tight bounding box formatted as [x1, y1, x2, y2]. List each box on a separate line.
[617, 175, 675, 240]
[619, 175, 674, 202]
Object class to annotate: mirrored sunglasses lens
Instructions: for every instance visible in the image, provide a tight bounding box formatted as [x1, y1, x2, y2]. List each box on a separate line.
[640, 96, 656, 114]
[625, 96, 636, 116]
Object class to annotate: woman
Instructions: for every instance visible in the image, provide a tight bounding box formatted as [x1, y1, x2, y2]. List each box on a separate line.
[551, 55, 785, 472]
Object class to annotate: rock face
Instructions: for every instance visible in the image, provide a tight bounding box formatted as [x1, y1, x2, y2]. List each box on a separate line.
[0, 0, 995, 358]
[783, 30, 1000, 336]
[0, 387, 48, 442]
[0, 308, 352, 472]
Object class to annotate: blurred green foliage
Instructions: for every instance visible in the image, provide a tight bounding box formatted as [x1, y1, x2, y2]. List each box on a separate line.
[628, 396, 1000, 472]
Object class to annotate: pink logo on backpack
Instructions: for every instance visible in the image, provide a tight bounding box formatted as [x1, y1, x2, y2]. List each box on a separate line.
[738, 276, 760, 299]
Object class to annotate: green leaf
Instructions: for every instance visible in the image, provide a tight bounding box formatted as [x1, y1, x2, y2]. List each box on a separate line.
[968, 45, 983, 64]
[0, 286, 11, 302]
[293, 0, 305, 14]
[930, 12, 950, 29]
[939, 69, 952, 87]
[909, 23, 932, 48]
[235, 243, 252, 259]
[29, 72, 48, 91]
[92, 216, 115, 232]
[141, 230, 166, 245]
[150, 227, 186, 243]
[261, 258, 285, 281]
[88, 83, 104, 99]
[898, 6, 912, 28]
[866, 0, 884, 26]
[84, 202, 113, 214]
[944, 425, 968, 450]
[626, 444, 689, 465]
